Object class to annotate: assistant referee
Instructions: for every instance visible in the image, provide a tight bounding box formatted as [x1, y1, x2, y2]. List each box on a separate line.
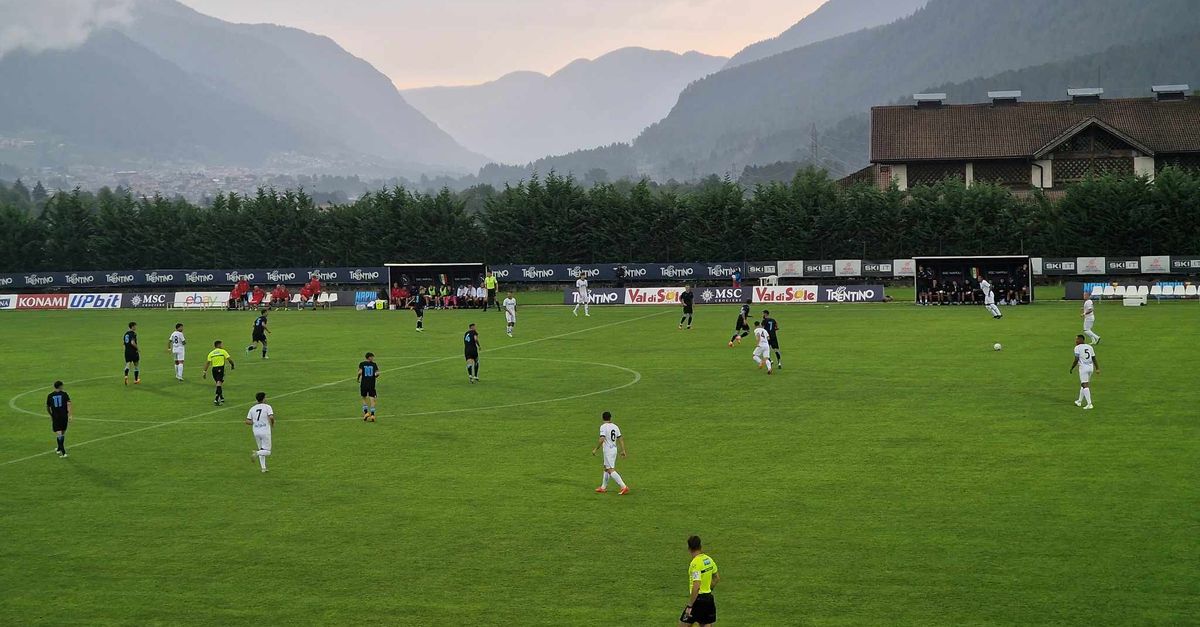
[680, 535, 720, 626]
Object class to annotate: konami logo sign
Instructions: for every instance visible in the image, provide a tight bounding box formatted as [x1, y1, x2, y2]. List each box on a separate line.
[625, 287, 685, 305]
[16, 294, 69, 309]
[752, 285, 818, 304]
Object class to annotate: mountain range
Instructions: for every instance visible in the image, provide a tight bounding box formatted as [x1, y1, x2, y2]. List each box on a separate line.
[403, 48, 726, 165]
[0, 0, 483, 175]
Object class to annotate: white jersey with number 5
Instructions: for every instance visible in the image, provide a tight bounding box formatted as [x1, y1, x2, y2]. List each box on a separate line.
[247, 403, 274, 433]
[1074, 344, 1095, 367]
[576, 277, 588, 297]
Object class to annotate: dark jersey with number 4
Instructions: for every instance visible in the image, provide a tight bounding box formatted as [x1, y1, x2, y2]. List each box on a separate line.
[123, 330, 139, 358]
[464, 329, 480, 356]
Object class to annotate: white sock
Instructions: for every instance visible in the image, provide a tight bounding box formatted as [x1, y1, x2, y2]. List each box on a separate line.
[600, 472, 609, 488]
[1077, 388, 1085, 402]
[766, 359, 773, 372]
[609, 471, 625, 488]
[257, 453, 268, 470]
[584, 304, 590, 314]
[753, 355, 761, 365]
[573, 304, 580, 314]
[1085, 330, 1099, 342]
[1083, 388, 1092, 405]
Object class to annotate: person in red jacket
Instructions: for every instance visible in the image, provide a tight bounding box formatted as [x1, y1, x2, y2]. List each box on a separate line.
[251, 285, 266, 309]
[237, 278, 251, 308]
[299, 283, 314, 310]
[390, 283, 405, 308]
[229, 284, 243, 310]
[271, 284, 290, 310]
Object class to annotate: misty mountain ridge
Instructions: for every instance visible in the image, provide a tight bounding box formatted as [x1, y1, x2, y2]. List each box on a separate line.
[403, 47, 726, 164]
[726, 0, 928, 68]
[0, 0, 484, 175]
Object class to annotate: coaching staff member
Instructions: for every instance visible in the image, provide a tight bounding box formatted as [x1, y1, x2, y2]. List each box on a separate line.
[680, 535, 719, 626]
[47, 380, 72, 458]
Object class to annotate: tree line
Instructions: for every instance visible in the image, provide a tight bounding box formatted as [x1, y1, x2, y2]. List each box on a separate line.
[1, 167, 1198, 273]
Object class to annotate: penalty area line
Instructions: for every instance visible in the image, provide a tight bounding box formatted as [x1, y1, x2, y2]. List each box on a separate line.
[1, 309, 669, 467]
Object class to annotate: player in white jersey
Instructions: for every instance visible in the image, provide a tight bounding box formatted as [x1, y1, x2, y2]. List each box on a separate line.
[572, 275, 590, 316]
[1069, 334, 1098, 410]
[245, 391, 275, 472]
[167, 323, 186, 381]
[591, 411, 628, 494]
[979, 276, 1002, 319]
[1081, 295, 1100, 344]
[751, 321, 773, 374]
[503, 292, 517, 336]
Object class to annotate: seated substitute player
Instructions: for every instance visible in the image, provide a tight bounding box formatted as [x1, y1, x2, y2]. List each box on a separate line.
[123, 321, 140, 385]
[751, 320, 773, 374]
[680, 535, 719, 627]
[46, 380, 72, 458]
[203, 340, 235, 406]
[1069, 334, 1098, 410]
[727, 300, 752, 347]
[464, 323, 481, 383]
[246, 312, 270, 359]
[246, 392, 274, 473]
[357, 352, 380, 422]
[167, 323, 186, 381]
[761, 310, 781, 369]
[591, 411, 629, 494]
[503, 292, 517, 337]
[270, 284, 289, 310]
[679, 286, 694, 330]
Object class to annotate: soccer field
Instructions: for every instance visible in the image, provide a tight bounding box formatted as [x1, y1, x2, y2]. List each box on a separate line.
[1, 300, 1197, 625]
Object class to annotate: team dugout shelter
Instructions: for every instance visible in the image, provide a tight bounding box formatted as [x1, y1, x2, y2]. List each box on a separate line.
[913, 255, 1034, 303]
[386, 263, 486, 290]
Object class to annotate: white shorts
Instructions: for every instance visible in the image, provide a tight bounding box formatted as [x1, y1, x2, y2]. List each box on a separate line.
[985, 295, 995, 305]
[602, 447, 617, 469]
[753, 345, 770, 360]
[254, 431, 272, 452]
[173, 350, 185, 361]
[1078, 365, 1093, 384]
[1083, 318, 1094, 332]
[505, 311, 516, 324]
[577, 292, 588, 302]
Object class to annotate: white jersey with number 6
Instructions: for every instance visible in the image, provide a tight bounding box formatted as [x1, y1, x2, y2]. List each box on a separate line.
[1074, 344, 1095, 382]
[576, 277, 588, 296]
[599, 421, 621, 468]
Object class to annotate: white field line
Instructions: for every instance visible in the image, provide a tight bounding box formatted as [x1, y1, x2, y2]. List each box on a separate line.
[2, 310, 669, 466]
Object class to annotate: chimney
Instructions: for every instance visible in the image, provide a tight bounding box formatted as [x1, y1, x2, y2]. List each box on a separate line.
[988, 90, 1021, 106]
[1152, 84, 1189, 101]
[1068, 87, 1103, 103]
[913, 93, 946, 108]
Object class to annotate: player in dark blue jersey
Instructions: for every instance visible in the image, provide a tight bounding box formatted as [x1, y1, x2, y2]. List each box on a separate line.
[464, 324, 481, 383]
[246, 313, 270, 359]
[357, 352, 380, 422]
[46, 381, 72, 457]
[728, 300, 752, 347]
[761, 309, 782, 369]
[123, 321, 140, 385]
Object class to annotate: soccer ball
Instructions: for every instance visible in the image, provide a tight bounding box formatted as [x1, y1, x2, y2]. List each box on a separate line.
[993, 343, 1002, 351]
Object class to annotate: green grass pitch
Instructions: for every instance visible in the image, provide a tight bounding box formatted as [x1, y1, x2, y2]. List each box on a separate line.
[1, 299, 1197, 625]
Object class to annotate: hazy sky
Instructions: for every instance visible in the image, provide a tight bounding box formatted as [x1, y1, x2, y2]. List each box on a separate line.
[182, 0, 824, 88]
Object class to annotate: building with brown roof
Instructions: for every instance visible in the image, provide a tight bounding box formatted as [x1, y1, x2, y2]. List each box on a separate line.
[845, 86, 1200, 191]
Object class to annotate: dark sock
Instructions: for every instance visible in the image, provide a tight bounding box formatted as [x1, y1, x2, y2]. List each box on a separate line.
[56, 434, 65, 451]
[680, 316, 686, 325]
[216, 385, 223, 400]
[473, 361, 479, 377]
[775, 351, 782, 362]
[134, 369, 139, 380]
[467, 364, 473, 377]
[740, 331, 749, 338]
[124, 367, 129, 376]
[262, 347, 267, 357]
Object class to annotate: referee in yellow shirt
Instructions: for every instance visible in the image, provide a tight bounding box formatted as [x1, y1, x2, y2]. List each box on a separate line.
[483, 271, 498, 312]
[680, 535, 719, 626]
[202, 340, 235, 406]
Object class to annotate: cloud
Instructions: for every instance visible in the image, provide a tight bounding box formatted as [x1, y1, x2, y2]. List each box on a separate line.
[0, 0, 133, 59]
